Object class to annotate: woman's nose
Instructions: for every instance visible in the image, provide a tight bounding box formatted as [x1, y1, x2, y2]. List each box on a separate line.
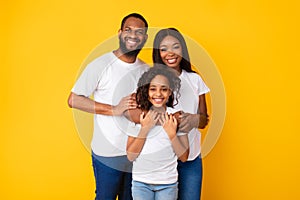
[167, 50, 175, 55]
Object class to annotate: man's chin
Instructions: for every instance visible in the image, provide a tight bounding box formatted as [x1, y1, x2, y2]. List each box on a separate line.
[123, 49, 141, 57]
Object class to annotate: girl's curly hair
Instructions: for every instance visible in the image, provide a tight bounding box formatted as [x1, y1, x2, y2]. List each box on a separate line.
[136, 64, 181, 110]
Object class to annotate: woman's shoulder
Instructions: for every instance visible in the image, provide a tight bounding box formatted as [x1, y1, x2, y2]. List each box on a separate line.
[181, 69, 204, 82]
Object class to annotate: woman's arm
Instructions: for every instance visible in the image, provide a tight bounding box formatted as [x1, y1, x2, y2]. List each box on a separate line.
[198, 94, 209, 129]
[178, 94, 209, 132]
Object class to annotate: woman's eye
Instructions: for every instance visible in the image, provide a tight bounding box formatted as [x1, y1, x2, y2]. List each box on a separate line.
[173, 45, 180, 49]
[160, 48, 167, 52]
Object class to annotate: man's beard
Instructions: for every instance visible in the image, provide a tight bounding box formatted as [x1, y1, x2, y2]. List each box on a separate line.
[119, 35, 146, 57]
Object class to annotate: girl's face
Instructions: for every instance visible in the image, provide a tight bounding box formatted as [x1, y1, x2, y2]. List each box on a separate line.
[148, 75, 172, 108]
[159, 35, 183, 72]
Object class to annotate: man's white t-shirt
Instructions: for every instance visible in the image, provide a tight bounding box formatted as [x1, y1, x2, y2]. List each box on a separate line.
[72, 52, 149, 157]
[174, 70, 210, 160]
[128, 107, 185, 185]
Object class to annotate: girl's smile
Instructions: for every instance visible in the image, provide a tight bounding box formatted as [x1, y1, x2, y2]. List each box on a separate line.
[148, 75, 172, 109]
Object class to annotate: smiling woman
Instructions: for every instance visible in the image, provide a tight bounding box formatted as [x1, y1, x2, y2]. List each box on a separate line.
[159, 35, 183, 70]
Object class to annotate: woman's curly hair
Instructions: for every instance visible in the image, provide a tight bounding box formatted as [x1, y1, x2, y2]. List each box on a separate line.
[136, 64, 181, 110]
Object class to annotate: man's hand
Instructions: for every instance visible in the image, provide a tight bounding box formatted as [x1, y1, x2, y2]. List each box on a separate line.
[112, 93, 137, 116]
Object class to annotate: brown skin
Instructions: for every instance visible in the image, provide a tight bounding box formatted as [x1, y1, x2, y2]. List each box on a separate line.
[126, 110, 189, 162]
[123, 106, 182, 125]
[178, 94, 209, 132]
[158, 34, 209, 132]
[67, 17, 148, 115]
[124, 94, 209, 132]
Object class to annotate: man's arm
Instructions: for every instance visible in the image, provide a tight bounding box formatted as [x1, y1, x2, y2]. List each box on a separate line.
[68, 92, 137, 116]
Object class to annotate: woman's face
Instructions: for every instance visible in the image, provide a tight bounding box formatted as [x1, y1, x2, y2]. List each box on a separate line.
[148, 75, 171, 108]
[159, 35, 182, 72]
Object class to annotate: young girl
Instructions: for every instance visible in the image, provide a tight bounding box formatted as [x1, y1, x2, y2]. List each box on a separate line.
[126, 65, 189, 200]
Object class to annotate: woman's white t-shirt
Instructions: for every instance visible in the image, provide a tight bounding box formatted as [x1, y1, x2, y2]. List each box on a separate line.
[174, 70, 210, 160]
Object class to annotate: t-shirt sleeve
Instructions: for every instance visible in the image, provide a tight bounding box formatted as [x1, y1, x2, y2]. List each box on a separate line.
[71, 59, 103, 97]
[126, 122, 142, 138]
[177, 131, 188, 136]
[196, 74, 210, 96]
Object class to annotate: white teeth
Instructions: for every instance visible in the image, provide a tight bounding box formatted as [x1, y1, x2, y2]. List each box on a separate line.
[128, 40, 136, 44]
[153, 98, 163, 103]
[167, 58, 176, 64]
[127, 39, 137, 45]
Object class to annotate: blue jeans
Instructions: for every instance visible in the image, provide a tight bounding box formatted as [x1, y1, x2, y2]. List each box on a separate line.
[92, 153, 133, 200]
[177, 156, 203, 200]
[132, 180, 178, 200]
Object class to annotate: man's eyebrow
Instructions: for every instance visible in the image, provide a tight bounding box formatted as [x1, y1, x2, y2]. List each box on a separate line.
[124, 26, 145, 30]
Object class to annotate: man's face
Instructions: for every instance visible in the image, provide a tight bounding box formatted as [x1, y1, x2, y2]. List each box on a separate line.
[118, 17, 148, 56]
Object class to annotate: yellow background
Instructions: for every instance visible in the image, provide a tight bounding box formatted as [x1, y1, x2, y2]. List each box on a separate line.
[1, 0, 299, 199]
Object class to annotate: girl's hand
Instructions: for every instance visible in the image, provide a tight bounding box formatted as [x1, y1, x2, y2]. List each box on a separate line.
[160, 113, 177, 140]
[140, 110, 159, 131]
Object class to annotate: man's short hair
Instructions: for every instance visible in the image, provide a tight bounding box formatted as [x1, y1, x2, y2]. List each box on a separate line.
[120, 13, 148, 32]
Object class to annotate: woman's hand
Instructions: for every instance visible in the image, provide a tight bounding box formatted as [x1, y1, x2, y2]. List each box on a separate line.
[178, 112, 209, 132]
[178, 112, 198, 133]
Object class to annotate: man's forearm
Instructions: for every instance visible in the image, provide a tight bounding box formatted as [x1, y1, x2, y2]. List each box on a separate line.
[68, 92, 115, 115]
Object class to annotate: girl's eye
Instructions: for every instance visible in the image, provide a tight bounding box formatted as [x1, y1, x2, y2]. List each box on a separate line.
[160, 48, 167, 52]
[162, 88, 169, 92]
[149, 88, 156, 91]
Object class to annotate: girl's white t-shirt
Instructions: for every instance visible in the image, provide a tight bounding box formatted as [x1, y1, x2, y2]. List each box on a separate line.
[128, 107, 185, 184]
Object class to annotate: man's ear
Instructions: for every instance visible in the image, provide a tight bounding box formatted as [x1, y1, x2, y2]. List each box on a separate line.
[118, 29, 122, 37]
[144, 33, 148, 42]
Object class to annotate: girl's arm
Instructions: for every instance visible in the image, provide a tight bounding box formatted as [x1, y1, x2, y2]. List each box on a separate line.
[126, 110, 159, 162]
[161, 113, 189, 162]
